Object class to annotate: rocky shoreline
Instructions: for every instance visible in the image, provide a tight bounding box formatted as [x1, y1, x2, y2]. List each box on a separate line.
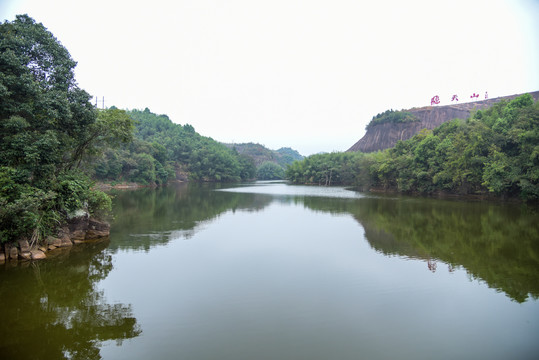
[0, 210, 110, 264]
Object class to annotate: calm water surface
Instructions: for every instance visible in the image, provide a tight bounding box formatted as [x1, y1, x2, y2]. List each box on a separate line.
[1, 181, 538, 359]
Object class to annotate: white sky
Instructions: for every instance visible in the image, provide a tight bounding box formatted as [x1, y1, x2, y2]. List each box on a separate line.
[2, 0, 538, 155]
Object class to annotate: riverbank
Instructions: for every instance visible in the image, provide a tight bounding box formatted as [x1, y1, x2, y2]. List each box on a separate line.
[95, 181, 151, 191]
[0, 211, 110, 265]
[364, 186, 529, 203]
[95, 179, 187, 191]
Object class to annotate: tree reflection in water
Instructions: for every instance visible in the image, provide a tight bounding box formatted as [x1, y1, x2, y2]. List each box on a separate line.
[0, 241, 141, 360]
[110, 182, 539, 304]
[302, 195, 539, 303]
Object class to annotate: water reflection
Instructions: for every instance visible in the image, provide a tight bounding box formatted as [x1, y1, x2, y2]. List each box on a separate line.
[0, 242, 141, 359]
[109, 182, 273, 251]
[213, 182, 539, 303]
[110, 182, 538, 303]
[301, 195, 539, 303]
[3, 182, 537, 359]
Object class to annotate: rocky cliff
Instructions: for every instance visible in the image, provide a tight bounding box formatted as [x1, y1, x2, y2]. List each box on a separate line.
[347, 91, 539, 153]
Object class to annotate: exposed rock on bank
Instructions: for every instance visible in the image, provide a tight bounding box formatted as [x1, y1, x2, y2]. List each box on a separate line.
[0, 211, 110, 264]
[348, 91, 539, 153]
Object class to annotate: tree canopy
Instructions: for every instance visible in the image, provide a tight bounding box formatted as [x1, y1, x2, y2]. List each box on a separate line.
[257, 161, 285, 180]
[366, 109, 419, 130]
[92, 108, 257, 184]
[0, 15, 133, 243]
[287, 94, 539, 201]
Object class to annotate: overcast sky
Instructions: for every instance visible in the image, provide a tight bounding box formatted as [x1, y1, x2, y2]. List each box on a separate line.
[2, 0, 538, 155]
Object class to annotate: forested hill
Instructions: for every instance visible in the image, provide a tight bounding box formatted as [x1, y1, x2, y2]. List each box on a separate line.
[92, 109, 305, 184]
[348, 91, 539, 153]
[93, 108, 256, 184]
[223, 143, 303, 167]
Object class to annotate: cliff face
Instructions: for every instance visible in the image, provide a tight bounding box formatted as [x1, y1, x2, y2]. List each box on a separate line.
[347, 91, 539, 153]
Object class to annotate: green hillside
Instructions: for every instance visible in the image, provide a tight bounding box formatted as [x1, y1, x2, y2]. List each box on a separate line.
[92, 108, 256, 184]
[224, 143, 303, 167]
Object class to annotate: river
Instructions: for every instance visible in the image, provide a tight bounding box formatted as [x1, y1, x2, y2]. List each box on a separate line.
[1, 181, 538, 359]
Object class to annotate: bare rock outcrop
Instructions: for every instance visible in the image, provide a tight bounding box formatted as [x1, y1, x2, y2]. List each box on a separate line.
[1, 212, 110, 264]
[348, 91, 539, 153]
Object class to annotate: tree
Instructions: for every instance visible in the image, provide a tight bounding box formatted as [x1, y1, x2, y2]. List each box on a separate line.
[0, 15, 129, 243]
[257, 162, 285, 180]
[0, 15, 133, 179]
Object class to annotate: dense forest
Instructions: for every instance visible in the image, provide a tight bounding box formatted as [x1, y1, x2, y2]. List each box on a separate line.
[223, 142, 303, 180]
[92, 111, 304, 184]
[92, 108, 257, 184]
[287, 93, 539, 201]
[223, 142, 303, 167]
[0, 16, 132, 244]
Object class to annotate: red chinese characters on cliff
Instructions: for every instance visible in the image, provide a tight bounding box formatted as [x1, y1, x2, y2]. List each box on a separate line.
[430, 91, 487, 105]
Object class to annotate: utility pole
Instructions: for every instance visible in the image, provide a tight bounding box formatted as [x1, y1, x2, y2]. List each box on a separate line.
[94, 96, 105, 109]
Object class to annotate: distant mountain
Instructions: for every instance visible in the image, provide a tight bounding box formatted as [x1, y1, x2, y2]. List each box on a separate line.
[348, 91, 539, 153]
[274, 147, 304, 165]
[224, 143, 303, 167]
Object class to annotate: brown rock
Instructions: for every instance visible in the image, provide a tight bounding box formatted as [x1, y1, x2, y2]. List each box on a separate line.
[85, 219, 111, 239]
[68, 210, 89, 234]
[46, 236, 62, 247]
[52, 226, 74, 246]
[18, 238, 30, 253]
[69, 230, 86, 241]
[30, 250, 47, 260]
[48, 244, 58, 250]
[59, 237, 73, 247]
[19, 252, 32, 260]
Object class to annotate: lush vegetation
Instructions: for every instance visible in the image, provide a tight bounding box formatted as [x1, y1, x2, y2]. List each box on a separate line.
[287, 94, 539, 201]
[286, 152, 364, 186]
[256, 161, 285, 180]
[0, 15, 134, 244]
[366, 109, 419, 130]
[225, 143, 302, 166]
[224, 142, 303, 180]
[92, 108, 257, 184]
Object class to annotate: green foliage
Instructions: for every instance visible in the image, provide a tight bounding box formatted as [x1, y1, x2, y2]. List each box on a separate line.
[286, 152, 365, 186]
[92, 108, 256, 184]
[0, 16, 124, 243]
[275, 147, 304, 167]
[288, 94, 539, 200]
[257, 162, 285, 180]
[0, 166, 59, 243]
[366, 109, 419, 130]
[87, 188, 112, 219]
[224, 143, 303, 169]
